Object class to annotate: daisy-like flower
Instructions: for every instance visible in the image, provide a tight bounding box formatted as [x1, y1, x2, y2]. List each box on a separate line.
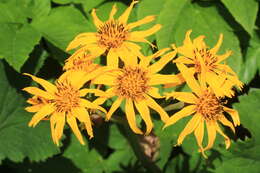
[66, 1, 161, 67]
[164, 63, 240, 157]
[173, 30, 243, 97]
[92, 49, 184, 134]
[23, 73, 106, 145]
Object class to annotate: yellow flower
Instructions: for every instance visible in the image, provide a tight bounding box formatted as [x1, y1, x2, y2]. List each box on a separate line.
[164, 63, 240, 157]
[23, 73, 106, 145]
[174, 30, 243, 97]
[92, 49, 184, 134]
[66, 1, 161, 67]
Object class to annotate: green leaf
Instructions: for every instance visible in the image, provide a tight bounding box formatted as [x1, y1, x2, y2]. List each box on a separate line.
[0, 23, 41, 71]
[32, 6, 90, 51]
[0, 1, 27, 23]
[215, 157, 260, 173]
[24, 0, 51, 20]
[240, 31, 260, 83]
[156, 0, 188, 49]
[163, 2, 242, 74]
[77, 0, 106, 12]
[221, 0, 258, 35]
[52, 0, 72, 4]
[0, 60, 59, 163]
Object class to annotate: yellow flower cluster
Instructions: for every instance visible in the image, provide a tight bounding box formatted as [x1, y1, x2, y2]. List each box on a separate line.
[23, 1, 243, 157]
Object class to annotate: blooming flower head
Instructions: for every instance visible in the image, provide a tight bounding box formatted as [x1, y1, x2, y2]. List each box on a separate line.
[92, 49, 184, 134]
[164, 63, 241, 157]
[23, 73, 106, 145]
[173, 30, 243, 97]
[66, 0, 161, 67]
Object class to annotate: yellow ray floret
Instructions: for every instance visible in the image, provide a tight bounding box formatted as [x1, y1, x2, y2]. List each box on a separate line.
[23, 73, 107, 146]
[172, 30, 243, 97]
[92, 49, 185, 134]
[164, 63, 241, 158]
[66, 1, 161, 67]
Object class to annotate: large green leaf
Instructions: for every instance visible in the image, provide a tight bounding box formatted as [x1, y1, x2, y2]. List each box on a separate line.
[156, 0, 188, 49]
[32, 6, 90, 51]
[0, 1, 27, 23]
[160, 1, 242, 74]
[221, 0, 258, 35]
[0, 60, 59, 163]
[240, 31, 260, 83]
[0, 23, 41, 71]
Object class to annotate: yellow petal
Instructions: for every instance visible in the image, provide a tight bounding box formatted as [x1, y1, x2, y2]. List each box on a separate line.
[216, 51, 232, 64]
[210, 33, 223, 54]
[147, 87, 164, 99]
[163, 105, 196, 128]
[66, 33, 97, 51]
[109, 4, 117, 20]
[218, 115, 235, 133]
[79, 88, 106, 97]
[125, 99, 143, 134]
[127, 15, 155, 29]
[163, 73, 185, 88]
[205, 72, 226, 97]
[23, 73, 57, 94]
[173, 56, 194, 64]
[177, 30, 194, 58]
[92, 72, 116, 85]
[106, 97, 123, 120]
[50, 113, 58, 145]
[73, 107, 93, 138]
[140, 48, 170, 68]
[194, 120, 205, 151]
[149, 74, 185, 85]
[215, 122, 231, 149]
[67, 115, 85, 145]
[91, 9, 104, 28]
[118, 0, 138, 23]
[145, 95, 169, 122]
[148, 50, 177, 74]
[193, 35, 206, 50]
[177, 113, 202, 145]
[204, 121, 217, 151]
[28, 104, 55, 127]
[107, 49, 119, 67]
[176, 63, 201, 96]
[129, 24, 162, 39]
[54, 112, 65, 142]
[25, 105, 43, 113]
[23, 87, 54, 99]
[223, 106, 240, 126]
[80, 98, 107, 113]
[135, 100, 153, 135]
[166, 92, 197, 104]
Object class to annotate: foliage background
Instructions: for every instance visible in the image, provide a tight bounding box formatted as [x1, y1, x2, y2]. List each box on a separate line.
[0, 0, 260, 172]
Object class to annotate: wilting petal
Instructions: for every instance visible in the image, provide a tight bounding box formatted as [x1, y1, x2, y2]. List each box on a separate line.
[218, 115, 235, 133]
[164, 105, 196, 128]
[177, 113, 202, 145]
[216, 50, 232, 63]
[66, 33, 97, 51]
[67, 114, 85, 145]
[125, 99, 143, 134]
[28, 104, 55, 127]
[215, 122, 231, 149]
[145, 95, 169, 122]
[25, 105, 43, 113]
[135, 100, 153, 135]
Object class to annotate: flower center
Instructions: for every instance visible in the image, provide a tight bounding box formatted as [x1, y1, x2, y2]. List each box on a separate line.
[115, 67, 150, 100]
[196, 90, 223, 121]
[54, 80, 81, 113]
[194, 48, 217, 73]
[97, 20, 129, 49]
